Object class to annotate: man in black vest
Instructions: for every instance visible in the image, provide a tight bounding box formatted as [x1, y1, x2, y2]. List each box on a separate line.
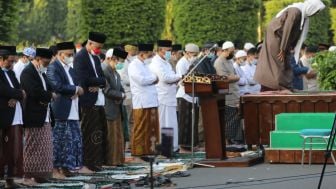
[73, 32, 107, 171]
[0, 47, 25, 188]
[21, 48, 55, 185]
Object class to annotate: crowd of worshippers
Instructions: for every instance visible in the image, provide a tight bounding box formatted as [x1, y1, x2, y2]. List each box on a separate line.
[1, 30, 336, 188]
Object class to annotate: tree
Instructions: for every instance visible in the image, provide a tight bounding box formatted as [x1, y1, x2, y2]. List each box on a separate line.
[172, 0, 260, 47]
[18, 0, 68, 46]
[263, 0, 332, 45]
[81, 0, 166, 46]
[0, 0, 20, 44]
[331, 8, 336, 43]
[66, 0, 87, 42]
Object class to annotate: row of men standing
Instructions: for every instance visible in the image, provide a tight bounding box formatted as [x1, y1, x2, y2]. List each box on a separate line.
[0, 32, 128, 187]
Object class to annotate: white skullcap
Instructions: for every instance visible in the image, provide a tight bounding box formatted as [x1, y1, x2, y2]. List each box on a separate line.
[185, 43, 199, 53]
[23, 47, 36, 57]
[106, 49, 114, 58]
[329, 46, 336, 52]
[244, 43, 255, 51]
[235, 50, 247, 58]
[222, 41, 234, 50]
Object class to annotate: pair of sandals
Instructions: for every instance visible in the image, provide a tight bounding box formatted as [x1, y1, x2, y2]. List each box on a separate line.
[165, 171, 190, 178]
[135, 176, 174, 187]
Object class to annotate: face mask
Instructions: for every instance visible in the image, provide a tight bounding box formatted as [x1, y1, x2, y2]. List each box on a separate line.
[64, 56, 74, 65]
[227, 53, 234, 60]
[116, 62, 124, 70]
[165, 51, 171, 62]
[1, 68, 9, 72]
[188, 56, 197, 64]
[91, 48, 101, 56]
[251, 59, 258, 65]
[144, 58, 152, 65]
[39, 66, 47, 73]
[207, 53, 215, 60]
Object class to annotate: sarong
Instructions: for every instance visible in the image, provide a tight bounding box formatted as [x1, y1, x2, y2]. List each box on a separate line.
[105, 116, 124, 165]
[177, 98, 199, 149]
[121, 105, 129, 142]
[53, 120, 82, 170]
[0, 125, 23, 178]
[24, 123, 53, 179]
[131, 108, 159, 156]
[81, 106, 106, 167]
[224, 106, 243, 141]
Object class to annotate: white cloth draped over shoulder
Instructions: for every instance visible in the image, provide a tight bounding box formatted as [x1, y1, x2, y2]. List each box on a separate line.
[276, 0, 325, 63]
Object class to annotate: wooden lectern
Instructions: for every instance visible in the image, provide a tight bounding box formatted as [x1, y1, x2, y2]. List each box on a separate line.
[185, 80, 263, 167]
[185, 80, 229, 160]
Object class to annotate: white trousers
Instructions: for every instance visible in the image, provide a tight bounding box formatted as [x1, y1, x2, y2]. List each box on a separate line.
[158, 104, 179, 151]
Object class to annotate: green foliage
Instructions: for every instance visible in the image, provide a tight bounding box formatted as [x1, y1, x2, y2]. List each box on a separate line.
[313, 51, 336, 90]
[263, 0, 332, 45]
[161, 0, 174, 40]
[0, 0, 20, 44]
[81, 0, 166, 46]
[66, 0, 87, 42]
[18, 0, 68, 46]
[331, 8, 336, 43]
[172, 0, 260, 47]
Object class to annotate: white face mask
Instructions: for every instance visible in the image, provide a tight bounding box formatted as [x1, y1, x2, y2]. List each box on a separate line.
[188, 56, 197, 64]
[251, 59, 258, 65]
[64, 56, 74, 65]
[39, 65, 47, 73]
[144, 58, 152, 65]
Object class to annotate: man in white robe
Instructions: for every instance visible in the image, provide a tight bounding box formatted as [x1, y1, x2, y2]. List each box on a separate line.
[233, 50, 249, 95]
[149, 40, 181, 152]
[241, 48, 261, 94]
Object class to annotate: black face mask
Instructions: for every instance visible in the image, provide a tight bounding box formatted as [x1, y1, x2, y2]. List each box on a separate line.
[227, 53, 234, 60]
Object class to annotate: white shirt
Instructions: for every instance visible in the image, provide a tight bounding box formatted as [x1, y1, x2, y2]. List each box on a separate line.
[175, 56, 197, 103]
[4, 71, 23, 125]
[301, 56, 318, 91]
[36, 69, 50, 123]
[119, 57, 132, 104]
[241, 62, 261, 94]
[13, 60, 27, 83]
[128, 57, 159, 109]
[88, 53, 105, 106]
[149, 55, 180, 106]
[61, 60, 79, 120]
[233, 62, 249, 95]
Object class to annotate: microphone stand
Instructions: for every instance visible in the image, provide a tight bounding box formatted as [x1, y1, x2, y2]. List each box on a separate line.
[181, 44, 218, 168]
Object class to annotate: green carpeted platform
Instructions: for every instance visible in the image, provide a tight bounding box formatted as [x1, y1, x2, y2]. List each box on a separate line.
[275, 113, 334, 131]
[270, 113, 335, 149]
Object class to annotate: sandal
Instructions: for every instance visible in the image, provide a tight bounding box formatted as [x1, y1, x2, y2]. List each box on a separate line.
[165, 171, 190, 178]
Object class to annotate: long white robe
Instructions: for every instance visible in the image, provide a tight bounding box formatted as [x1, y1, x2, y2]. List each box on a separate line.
[241, 62, 261, 94]
[149, 55, 180, 150]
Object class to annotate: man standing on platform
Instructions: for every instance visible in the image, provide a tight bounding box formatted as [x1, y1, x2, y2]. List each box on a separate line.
[214, 41, 243, 145]
[254, 0, 325, 91]
[176, 43, 200, 152]
[73, 32, 107, 171]
[0, 48, 25, 188]
[128, 43, 160, 156]
[149, 40, 181, 153]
